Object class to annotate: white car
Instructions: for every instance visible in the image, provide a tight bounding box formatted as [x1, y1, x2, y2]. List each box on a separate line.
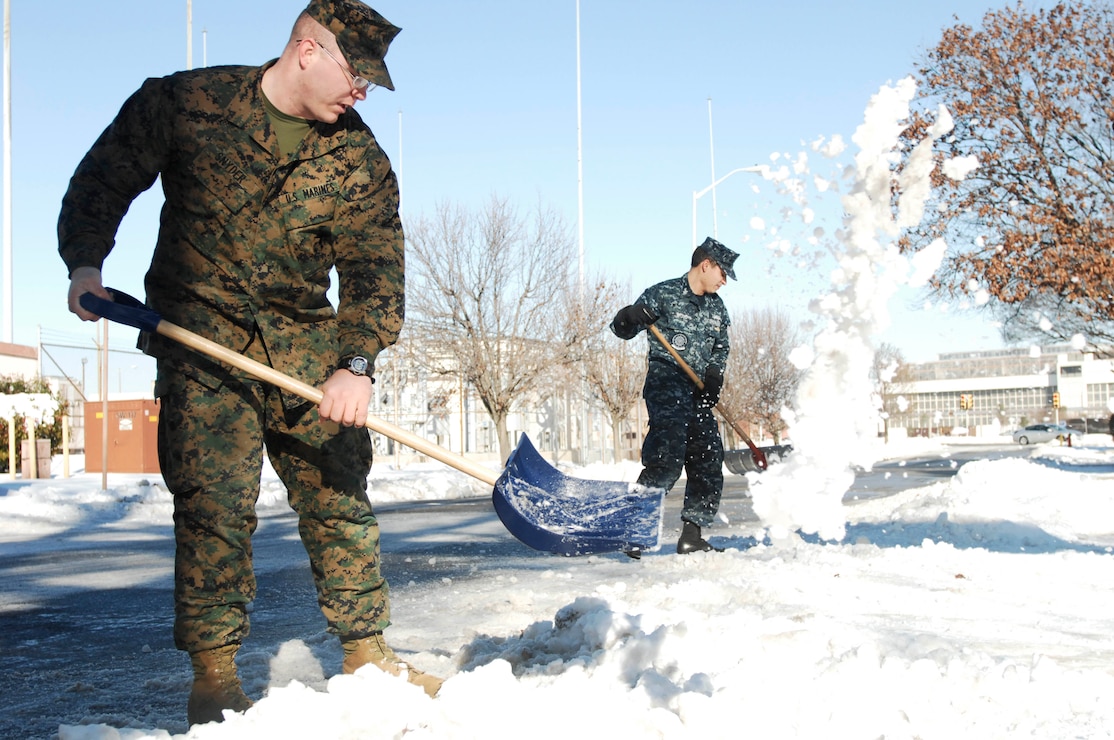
[1011, 424, 1079, 445]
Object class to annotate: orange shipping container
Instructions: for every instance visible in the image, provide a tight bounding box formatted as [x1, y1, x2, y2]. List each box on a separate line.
[84, 399, 161, 474]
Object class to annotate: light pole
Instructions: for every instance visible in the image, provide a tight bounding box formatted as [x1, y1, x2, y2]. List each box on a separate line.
[575, 0, 590, 463]
[575, 0, 585, 290]
[707, 98, 717, 238]
[691, 166, 766, 248]
[3, 0, 12, 343]
[186, 0, 192, 70]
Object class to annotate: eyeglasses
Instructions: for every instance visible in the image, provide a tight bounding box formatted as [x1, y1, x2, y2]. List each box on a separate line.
[299, 39, 373, 92]
[707, 260, 727, 281]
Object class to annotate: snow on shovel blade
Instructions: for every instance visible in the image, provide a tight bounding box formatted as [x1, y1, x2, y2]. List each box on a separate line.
[493, 434, 664, 556]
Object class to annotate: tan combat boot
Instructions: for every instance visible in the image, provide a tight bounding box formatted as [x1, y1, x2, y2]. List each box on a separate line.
[187, 644, 254, 726]
[341, 633, 443, 698]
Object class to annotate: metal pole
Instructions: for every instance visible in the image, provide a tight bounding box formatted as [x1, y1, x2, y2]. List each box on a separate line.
[576, 0, 585, 290]
[576, 0, 589, 463]
[707, 97, 718, 239]
[2, 0, 12, 343]
[691, 190, 697, 250]
[398, 358, 403, 468]
[186, 0, 193, 70]
[458, 374, 465, 455]
[101, 319, 108, 491]
[691, 166, 765, 248]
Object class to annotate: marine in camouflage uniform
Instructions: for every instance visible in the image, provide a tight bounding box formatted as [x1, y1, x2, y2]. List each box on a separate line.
[59, 0, 440, 723]
[611, 238, 738, 554]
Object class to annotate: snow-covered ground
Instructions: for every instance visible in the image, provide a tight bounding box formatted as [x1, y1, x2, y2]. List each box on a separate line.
[2, 435, 1113, 739]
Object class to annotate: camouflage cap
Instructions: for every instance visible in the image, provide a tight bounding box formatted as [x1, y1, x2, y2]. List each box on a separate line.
[304, 0, 401, 90]
[697, 237, 739, 280]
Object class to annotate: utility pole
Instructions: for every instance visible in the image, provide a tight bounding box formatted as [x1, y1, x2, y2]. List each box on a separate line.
[576, 0, 585, 289]
[3, 0, 12, 342]
[186, 0, 193, 70]
[707, 97, 718, 239]
[576, 0, 589, 463]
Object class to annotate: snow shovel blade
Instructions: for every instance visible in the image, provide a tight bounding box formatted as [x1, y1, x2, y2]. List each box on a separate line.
[724, 449, 760, 474]
[493, 435, 664, 556]
[80, 289, 663, 556]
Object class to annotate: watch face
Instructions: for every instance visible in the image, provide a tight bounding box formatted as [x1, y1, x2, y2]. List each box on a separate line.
[349, 356, 369, 376]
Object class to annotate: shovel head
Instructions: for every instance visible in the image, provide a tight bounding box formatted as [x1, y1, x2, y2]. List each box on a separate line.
[493, 435, 664, 556]
[724, 449, 760, 475]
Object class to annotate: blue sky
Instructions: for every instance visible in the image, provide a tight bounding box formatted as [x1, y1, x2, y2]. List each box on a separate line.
[3, 0, 1019, 391]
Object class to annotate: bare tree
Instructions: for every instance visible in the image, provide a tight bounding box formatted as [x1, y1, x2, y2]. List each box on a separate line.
[723, 307, 803, 444]
[404, 196, 577, 462]
[568, 274, 646, 462]
[871, 342, 912, 443]
[898, 2, 1114, 350]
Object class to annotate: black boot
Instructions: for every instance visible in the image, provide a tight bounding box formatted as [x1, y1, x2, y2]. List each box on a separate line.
[676, 521, 723, 554]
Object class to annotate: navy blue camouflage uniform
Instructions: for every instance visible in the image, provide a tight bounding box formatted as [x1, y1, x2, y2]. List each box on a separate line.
[611, 275, 730, 527]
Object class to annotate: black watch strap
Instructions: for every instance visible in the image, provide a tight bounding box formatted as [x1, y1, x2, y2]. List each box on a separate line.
[337, 355, 370, 376]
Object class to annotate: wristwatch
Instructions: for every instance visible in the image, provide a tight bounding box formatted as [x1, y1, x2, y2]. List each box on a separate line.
[337, 355, 370, 377]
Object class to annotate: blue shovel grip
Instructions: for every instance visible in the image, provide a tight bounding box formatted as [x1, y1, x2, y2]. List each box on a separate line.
[78, 288, 163, 334]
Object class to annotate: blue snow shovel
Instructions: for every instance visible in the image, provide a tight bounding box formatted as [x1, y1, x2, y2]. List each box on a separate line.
[80, 289, 664, 556]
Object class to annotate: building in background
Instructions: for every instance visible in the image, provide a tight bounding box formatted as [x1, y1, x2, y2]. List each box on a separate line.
[886, 345, 1114, 438]
[0, 341, 36, 378]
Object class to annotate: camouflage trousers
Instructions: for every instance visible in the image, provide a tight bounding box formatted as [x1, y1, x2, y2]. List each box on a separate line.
[636, 365, 724, 528]
[157, 342, 388, 654]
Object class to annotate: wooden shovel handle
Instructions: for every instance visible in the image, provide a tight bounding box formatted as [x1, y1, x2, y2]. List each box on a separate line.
[153, 321, 501, 486]
[78, 290, 502, 487]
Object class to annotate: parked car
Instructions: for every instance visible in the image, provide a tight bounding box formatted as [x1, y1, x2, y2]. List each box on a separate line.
[1011, 423, 1079, 445]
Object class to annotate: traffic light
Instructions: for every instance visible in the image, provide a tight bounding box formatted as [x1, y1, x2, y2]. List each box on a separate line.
[1052, 391, 1061, 408]
[958, 393, 973, 410]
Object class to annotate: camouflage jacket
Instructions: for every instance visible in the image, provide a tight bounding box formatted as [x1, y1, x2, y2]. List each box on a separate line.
[611, 274, 730, 384]
[57, 63, 403, 404]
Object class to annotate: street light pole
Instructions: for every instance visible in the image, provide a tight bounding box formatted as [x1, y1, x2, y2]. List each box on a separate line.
[575, 0, 584, 290]
[691, 166, 766, 248]
[186, 0, 193, 70]
[575, 0, 591, 463]
[707, 98, 718, 239]
[3, 0, 12, 343]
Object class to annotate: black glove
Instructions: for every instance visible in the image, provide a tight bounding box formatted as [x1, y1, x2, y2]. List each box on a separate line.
[700, 366, 723, 407]
[614, 303, 658, 328]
